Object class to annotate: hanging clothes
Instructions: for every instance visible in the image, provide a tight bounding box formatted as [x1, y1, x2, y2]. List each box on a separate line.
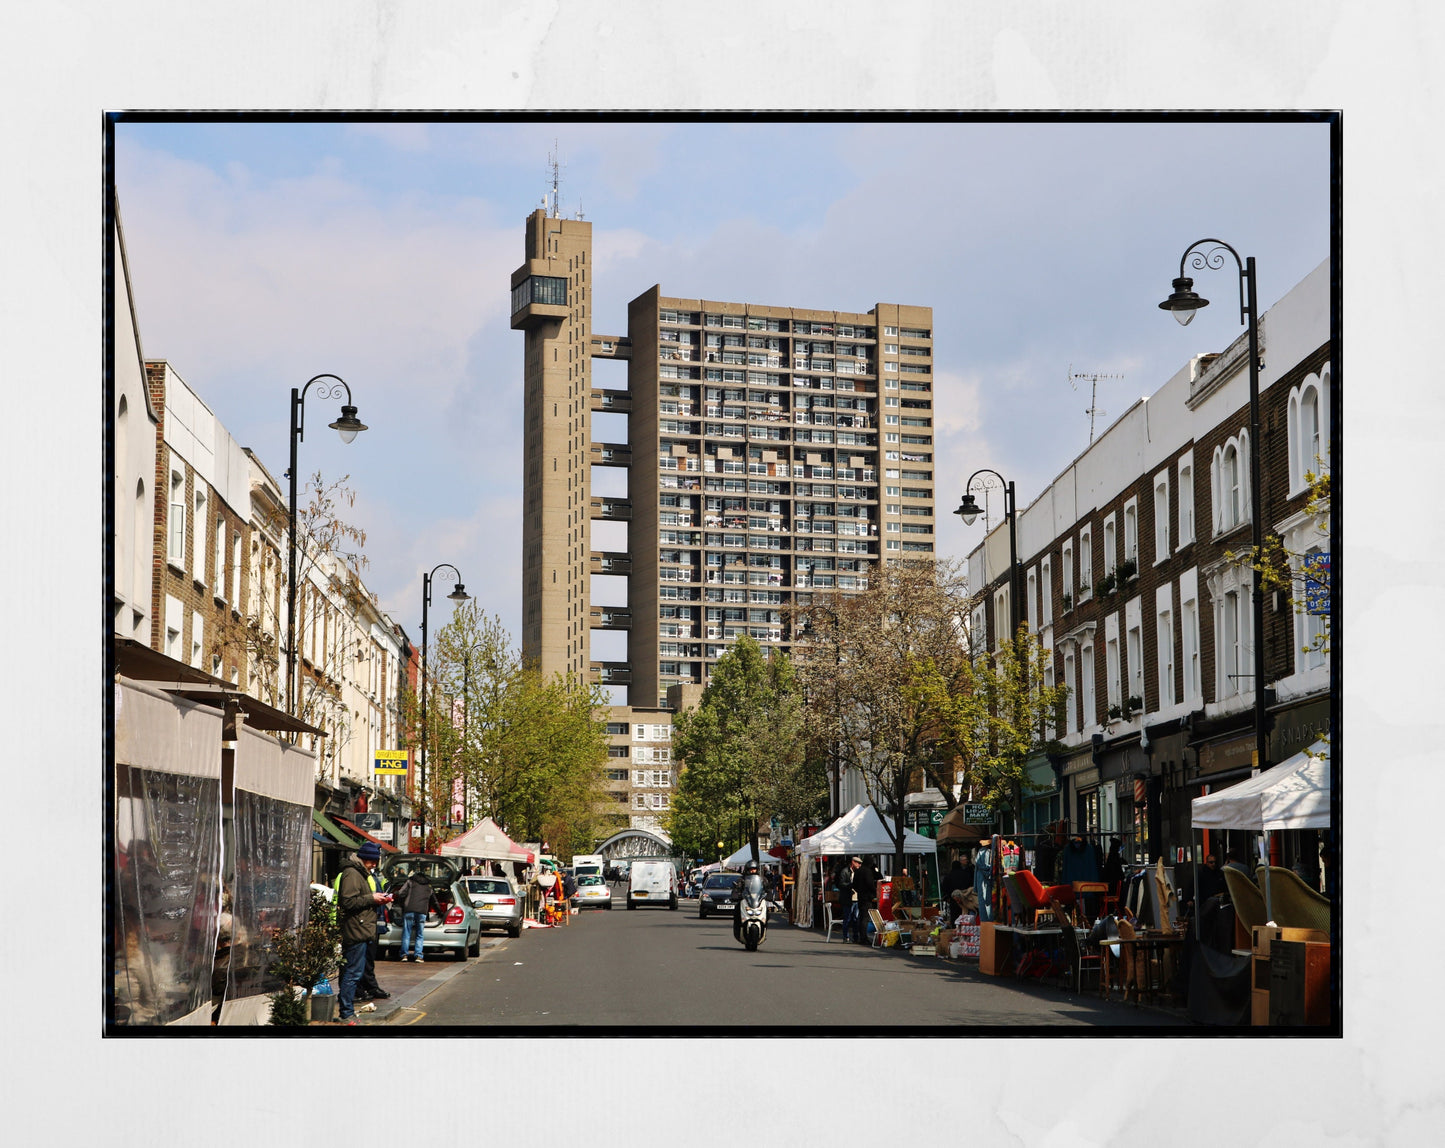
[973, 845, 995, 922]
[1060, 836, 1101, 884]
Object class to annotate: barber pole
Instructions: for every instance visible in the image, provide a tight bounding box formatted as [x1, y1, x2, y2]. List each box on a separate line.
[1134, 776, 1147, 805]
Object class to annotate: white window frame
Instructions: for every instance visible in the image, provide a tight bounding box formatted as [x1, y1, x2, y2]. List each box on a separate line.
[164, 595, 183, 659]
[1177, 454, 1195, 548]
[191, 610, 205, 669]
[167, 462, 186, 568]
[1153, 472, 1170, 565]
[993, 585, 1011, 649]
[192, 488, 208, 587]
[1181, 568, 1201, 705]
[1104, 613, 1121, 713]
[1287, 367, 1329, 496]
[1063, 647, 1077, 735]
[1078, 529, 1092, 598]
[1103, 514, 1117, 576]
[214, 515, 227, 603]
[1123, 498, 1138, 565]
[1081, 640, 1095, 728]
[1211, 431, 1251, 536]
[1061, 542, 1073, 607]
[1026, 566, 1038, 633]
[1156, 592, 1176, 711]
[1040, 556, 1053, 626]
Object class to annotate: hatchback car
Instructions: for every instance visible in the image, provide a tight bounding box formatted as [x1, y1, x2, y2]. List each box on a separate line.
[460, 875, 524, 937]
[572, 873, 613, 910]
[375, 853, 483, 960]
[696, 872, 742, 918]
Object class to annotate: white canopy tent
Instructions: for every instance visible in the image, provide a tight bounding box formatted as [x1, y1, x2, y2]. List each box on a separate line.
[722, 842, 786, 868]
[1189, 739, 1331, 922]
[794, 804, 939, 931]
[438, 817, 536, 864]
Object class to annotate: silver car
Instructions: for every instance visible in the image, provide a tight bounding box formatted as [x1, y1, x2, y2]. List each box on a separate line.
[376, 854, 483, 960]
[461, 875, 525, 936]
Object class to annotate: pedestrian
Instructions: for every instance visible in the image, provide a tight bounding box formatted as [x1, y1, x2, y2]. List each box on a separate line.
[338, 864, 392, 1003]
[393, 864, 438, 962]
[561, 868, 578, 925]
[833, 857, 854, 937]
[336, 842, 392, 1025]
[851, 856, 878, 945]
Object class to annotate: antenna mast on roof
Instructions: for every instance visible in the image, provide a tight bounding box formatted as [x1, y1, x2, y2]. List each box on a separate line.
[1068, 365, 1123, 445]
[546, 141, 562, 219]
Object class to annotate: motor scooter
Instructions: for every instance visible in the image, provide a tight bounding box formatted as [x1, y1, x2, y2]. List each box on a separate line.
[733, 874, 775, 951]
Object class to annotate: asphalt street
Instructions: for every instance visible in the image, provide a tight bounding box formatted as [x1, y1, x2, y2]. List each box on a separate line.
[379, 887, 1184, 1032]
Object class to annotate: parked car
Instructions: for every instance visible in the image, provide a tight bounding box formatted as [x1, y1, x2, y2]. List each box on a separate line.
[696, 871, 742, 919]
[460, 874, 524, 937]
[375, 853, 482, 960]
[573, 873, 613, 910]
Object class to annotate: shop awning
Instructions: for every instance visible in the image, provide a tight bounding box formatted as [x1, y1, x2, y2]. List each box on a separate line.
[333, 815, 399, 853]
[313, 809, 361, 848]
[1191, 740, 1331, 832]
[936, 804, 990, 845]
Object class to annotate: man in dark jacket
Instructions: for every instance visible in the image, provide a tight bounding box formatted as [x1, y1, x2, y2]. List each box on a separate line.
[337, 843, 391, 1025]
[851, 857, 878, 945]
[393, 866, 439, 962]
[940, 858, 971, 917]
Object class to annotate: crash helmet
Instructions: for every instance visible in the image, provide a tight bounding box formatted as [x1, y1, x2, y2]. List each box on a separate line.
[743, 859, 760, 875]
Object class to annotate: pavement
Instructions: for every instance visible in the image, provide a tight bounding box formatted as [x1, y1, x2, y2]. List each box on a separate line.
[311, 936, 516, 1026]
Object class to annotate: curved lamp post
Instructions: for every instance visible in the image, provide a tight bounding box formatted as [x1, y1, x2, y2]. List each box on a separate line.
[1159, 239, 1268, 783]
[286, 374, 367, 718]
[953, 469, 1020, 641]
[419, 564, 470, 850]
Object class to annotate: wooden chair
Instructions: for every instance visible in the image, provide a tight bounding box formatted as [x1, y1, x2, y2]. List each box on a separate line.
[867, 908, 889, 948]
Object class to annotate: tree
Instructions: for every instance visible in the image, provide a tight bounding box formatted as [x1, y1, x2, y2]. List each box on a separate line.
[792, 559, 971, 881]
[914, 621, 1070, 835]
[671, 635, 816, 863]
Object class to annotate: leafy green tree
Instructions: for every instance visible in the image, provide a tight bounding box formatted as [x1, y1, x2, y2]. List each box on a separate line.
[671, 635, 815, 864]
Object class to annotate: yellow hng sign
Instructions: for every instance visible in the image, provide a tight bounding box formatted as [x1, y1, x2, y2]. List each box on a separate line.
[374, 750, 410, 776]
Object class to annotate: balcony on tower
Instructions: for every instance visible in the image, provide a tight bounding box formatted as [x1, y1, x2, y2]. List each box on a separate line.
[590, 441, 633, 468]
[589, 607, 633, 630]
[589, 496, 633, 521]
[590, 550, 633, 577]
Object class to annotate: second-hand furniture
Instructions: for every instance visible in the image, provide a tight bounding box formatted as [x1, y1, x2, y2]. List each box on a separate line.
[1051, 898, 1101, 995]
[1223, 866, 1268, 950]
[822, 900, 845, 943]
[1256, 866, 1331, 932]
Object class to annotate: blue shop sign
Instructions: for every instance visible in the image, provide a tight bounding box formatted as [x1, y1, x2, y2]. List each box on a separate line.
[1305, 551, 1330, 616]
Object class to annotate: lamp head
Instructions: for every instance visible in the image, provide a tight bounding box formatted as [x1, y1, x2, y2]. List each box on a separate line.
[1159, 277, 1208, 326]
[330, 405, 368, 443]
[953, 493, 982, 526]
[448, 582, 471, 603]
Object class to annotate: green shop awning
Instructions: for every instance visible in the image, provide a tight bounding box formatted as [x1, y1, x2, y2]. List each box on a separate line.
[313, 809, 362, 848]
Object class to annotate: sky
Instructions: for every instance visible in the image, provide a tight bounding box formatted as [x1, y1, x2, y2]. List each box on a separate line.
[113, 116, 1331, 655]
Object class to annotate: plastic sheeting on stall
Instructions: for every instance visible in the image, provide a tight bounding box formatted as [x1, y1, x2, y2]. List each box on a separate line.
[113, 679, 223, 1026]
[219, 723, 315, 1026]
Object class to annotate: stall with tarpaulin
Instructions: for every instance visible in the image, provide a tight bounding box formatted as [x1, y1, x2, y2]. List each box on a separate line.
[1189, 739, 1331, 921]
[111, 639, 321, 1027]
[792, 803, 939, 928]
[439, 817, 537, 865]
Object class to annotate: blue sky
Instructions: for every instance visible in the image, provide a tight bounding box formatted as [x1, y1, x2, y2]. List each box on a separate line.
[114, 117, 1331, 653]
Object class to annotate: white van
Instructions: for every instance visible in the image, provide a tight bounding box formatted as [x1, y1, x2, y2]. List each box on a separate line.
[627, 860, 679, 910]
[572, 853, 606, 882]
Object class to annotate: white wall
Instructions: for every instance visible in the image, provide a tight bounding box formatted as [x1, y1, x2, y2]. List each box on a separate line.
[112, 215, 157, 639]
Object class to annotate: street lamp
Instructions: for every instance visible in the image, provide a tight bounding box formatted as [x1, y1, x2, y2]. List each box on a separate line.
[1160, 238, 1269, 779]
[954, 469, 1020, 642]
[286, 374, 367, 718]
[420, 564, 470, 851]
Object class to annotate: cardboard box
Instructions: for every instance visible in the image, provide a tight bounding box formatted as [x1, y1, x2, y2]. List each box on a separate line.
[934, 929, 956, 956]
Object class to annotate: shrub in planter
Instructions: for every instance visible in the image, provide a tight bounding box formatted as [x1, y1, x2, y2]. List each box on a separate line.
[266, 890, 341, 1026]
[1098, 571, 1117, 598]
[1108, 704, 1122, 721]
[1120, 558, 1138, 582]
[1061, 591, 1073, 611]
[1126, 695, 1142, 714]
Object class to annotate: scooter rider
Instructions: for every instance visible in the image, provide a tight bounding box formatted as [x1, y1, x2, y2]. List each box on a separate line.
[731, 859, 767, 943]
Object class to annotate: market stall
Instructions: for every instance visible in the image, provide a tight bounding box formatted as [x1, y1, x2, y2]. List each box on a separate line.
[793, 804, 939, 929]
[439, 817, 536, 865]
[721, 842, 785, 868]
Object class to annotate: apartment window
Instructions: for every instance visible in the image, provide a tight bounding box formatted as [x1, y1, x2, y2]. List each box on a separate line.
[192, 488, 208, 586]
[167, 466, 186, 567]
[164, 595, 182, 659]
[1061, 543, 1073, 606]
[1123, 499, 1138, 564]
[1177, 456, 1195, 546]
[1153, 473, 1170, 564]
[1182, 593, 1200, 702]
[1041, 556, 1053, 625]
[1220, 591, 1242, 697]
[214, 516, 226, 602]
[1126, 623, 1143, 707]
[1081, 641, 1095, 727]
[1157, 607, 1175, 709]
[1079, 528, 1092, 595]
[1063, 649, 1077, 735]
[191, 611, 205, 669]
[1287, 368, 1329, 495]
[884, 326, 898, 337]
[1103, 515, 1117, 575]
[1106, 636, 1121, 711]
[993, 586, 1010, 649]
[1211, 432, 1250, 535]
[231, 532, 242, 607]
[1026, 567, 1038, 632]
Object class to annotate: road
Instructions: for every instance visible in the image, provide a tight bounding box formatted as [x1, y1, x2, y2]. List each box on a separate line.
[389, 887, 1182, 1030]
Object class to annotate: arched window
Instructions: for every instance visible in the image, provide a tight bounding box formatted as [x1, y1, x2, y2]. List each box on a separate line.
[1212, 431, 1251, 535]
[1287, 368, 1329, 495]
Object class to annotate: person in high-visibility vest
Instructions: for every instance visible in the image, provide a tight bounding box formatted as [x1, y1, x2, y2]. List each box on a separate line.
[333, 852, 391, 1004]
